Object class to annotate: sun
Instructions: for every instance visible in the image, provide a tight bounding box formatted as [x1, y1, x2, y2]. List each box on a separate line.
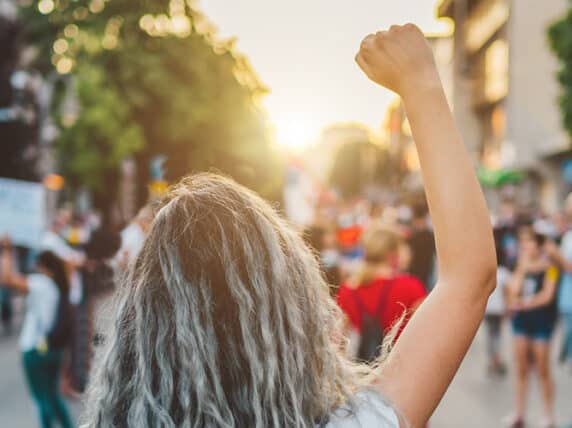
[274, 114, 319, 150]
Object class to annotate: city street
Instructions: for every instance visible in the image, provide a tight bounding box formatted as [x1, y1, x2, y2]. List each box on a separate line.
[0, 305, 82, 427]
[1, 313, 571, 427]
[432, 325, 572, 428]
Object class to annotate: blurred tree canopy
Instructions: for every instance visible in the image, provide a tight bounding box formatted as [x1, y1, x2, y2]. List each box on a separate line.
[549, 8, 572, 143]
[329, 140, 392, 199]
[0, 18, 39, 182]
[19, 0, 282, 204]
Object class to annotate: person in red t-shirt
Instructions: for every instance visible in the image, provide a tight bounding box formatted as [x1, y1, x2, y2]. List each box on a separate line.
[338, 224, 426, 358]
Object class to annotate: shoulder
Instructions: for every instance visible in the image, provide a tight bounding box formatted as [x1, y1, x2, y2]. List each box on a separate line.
[391, 275, 426, 303]
[327, 390, 400, 428]
[395, 274, 425, 291]
[27, 274, 58, 296]
[545, 266, 559, 283]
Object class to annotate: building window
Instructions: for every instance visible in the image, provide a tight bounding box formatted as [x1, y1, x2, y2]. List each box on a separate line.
[465, 0, 510, 53]
[484, 39, 509, 103]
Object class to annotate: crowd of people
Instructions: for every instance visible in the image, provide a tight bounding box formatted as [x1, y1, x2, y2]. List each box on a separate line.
[302, 192, 572, 428]
[0, 23, 570, 428]
[0, 205, 152, 428]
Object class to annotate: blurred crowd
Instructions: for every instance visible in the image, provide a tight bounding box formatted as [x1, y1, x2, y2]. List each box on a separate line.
[1, 190, 572, 427]
[302, 192, 572, 428]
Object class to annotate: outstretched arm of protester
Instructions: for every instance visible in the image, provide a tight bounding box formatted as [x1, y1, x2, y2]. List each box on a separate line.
[1, 239, 28, 294]
[356, 24, 496, 428]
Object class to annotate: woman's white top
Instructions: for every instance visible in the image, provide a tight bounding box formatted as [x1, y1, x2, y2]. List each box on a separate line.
[327, 391, 400, 427]
[485, 266, 511, 316]
[19, 274, 60, 352]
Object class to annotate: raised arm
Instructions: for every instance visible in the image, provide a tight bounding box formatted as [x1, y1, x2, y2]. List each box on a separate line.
[1, 242, 29, 294]
[355, 24, 496, 427]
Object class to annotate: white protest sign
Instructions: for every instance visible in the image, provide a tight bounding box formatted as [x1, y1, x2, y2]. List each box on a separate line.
[0, 178, 47, 248]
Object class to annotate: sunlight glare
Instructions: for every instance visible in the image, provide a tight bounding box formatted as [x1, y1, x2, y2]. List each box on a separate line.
[274, 114, 319, 150]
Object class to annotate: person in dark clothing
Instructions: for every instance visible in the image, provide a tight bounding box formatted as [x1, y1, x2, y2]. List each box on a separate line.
[407, 200, 435, 291]
[0, 237, 16, 335]
[0, 287, 13, 334]
[496, 198, 520, 272]
[507, 226, 559, 428]
[304, 225, 342, 297]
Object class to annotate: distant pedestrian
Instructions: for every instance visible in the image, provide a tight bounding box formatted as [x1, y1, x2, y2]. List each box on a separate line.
[0, 236, 16, 335]
[338, 224, 426, 362]
[407, 199, 435, 291]
[496, 198, 520, 272]
[304, 224, 342, 296]
[1, 240, 73, 428]
[484, 230, 511, 376]
[543, 193, 572, 370]
[507, 226, 558, 428]
[112, 205, 154, 270]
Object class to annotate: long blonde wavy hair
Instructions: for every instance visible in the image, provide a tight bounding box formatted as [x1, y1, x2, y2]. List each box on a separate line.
[81, 173, 390, 428]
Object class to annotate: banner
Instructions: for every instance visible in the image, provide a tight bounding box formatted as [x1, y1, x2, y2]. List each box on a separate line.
[0, 178, 47, 248]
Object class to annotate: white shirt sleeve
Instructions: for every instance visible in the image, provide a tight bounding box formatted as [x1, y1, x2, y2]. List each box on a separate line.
[497, 266, 511, 290]
[41, 232, 85, 265]
[327, 391, 400, 427]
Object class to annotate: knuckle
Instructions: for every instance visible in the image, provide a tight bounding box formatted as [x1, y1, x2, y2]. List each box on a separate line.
[404, 22, 419, 32]
[361, 34, 376, 50]
[375, 31, 388, 44]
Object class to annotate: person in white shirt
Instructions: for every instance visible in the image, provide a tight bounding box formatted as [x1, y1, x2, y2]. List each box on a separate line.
[484, 230, 512, 376]
[1, 243, 73, 428]
[113, 205, 154, 269]
[40, 213, 86, 305]
[81, 25, 495, 428]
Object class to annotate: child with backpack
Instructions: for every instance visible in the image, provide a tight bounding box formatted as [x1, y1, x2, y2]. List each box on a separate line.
[1, 239, 73, 428]
[337, 224, 426, 362]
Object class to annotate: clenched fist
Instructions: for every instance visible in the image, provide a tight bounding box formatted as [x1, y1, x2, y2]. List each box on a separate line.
[356, 23, 441, 98]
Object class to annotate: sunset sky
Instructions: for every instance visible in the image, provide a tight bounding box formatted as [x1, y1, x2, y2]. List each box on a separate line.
[201, 0, 450, 147]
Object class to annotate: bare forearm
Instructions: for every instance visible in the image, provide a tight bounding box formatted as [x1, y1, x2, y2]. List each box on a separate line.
[1, 250, 27, 293]
[1, 250, 11, 283]
[403, 85, 495, 293]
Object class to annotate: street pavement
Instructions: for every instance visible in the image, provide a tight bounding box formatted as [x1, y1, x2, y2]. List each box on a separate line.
[0, 315, 571, 427]
[432, 324, 572, 428]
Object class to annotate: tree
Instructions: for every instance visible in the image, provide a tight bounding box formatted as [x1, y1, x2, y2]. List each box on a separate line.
[549, 7, 572, 142]
[18, 0, 282, 208]
[0, 18, 39, 181]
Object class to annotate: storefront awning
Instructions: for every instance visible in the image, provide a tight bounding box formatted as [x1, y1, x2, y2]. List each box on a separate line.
[477, 166, 524, 188]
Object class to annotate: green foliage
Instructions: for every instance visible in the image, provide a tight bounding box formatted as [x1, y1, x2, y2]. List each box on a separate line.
[549, 5, 572, 143]
[19, 0, 281, 199]
[58, 64, 144, 189]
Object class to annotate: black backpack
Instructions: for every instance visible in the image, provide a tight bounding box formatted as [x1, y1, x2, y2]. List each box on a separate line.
[47, 294, 74, 350]
[353, 281, 394, 363]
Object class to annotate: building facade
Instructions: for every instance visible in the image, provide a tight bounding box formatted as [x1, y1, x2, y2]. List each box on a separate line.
[438, 0, 570, 211]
